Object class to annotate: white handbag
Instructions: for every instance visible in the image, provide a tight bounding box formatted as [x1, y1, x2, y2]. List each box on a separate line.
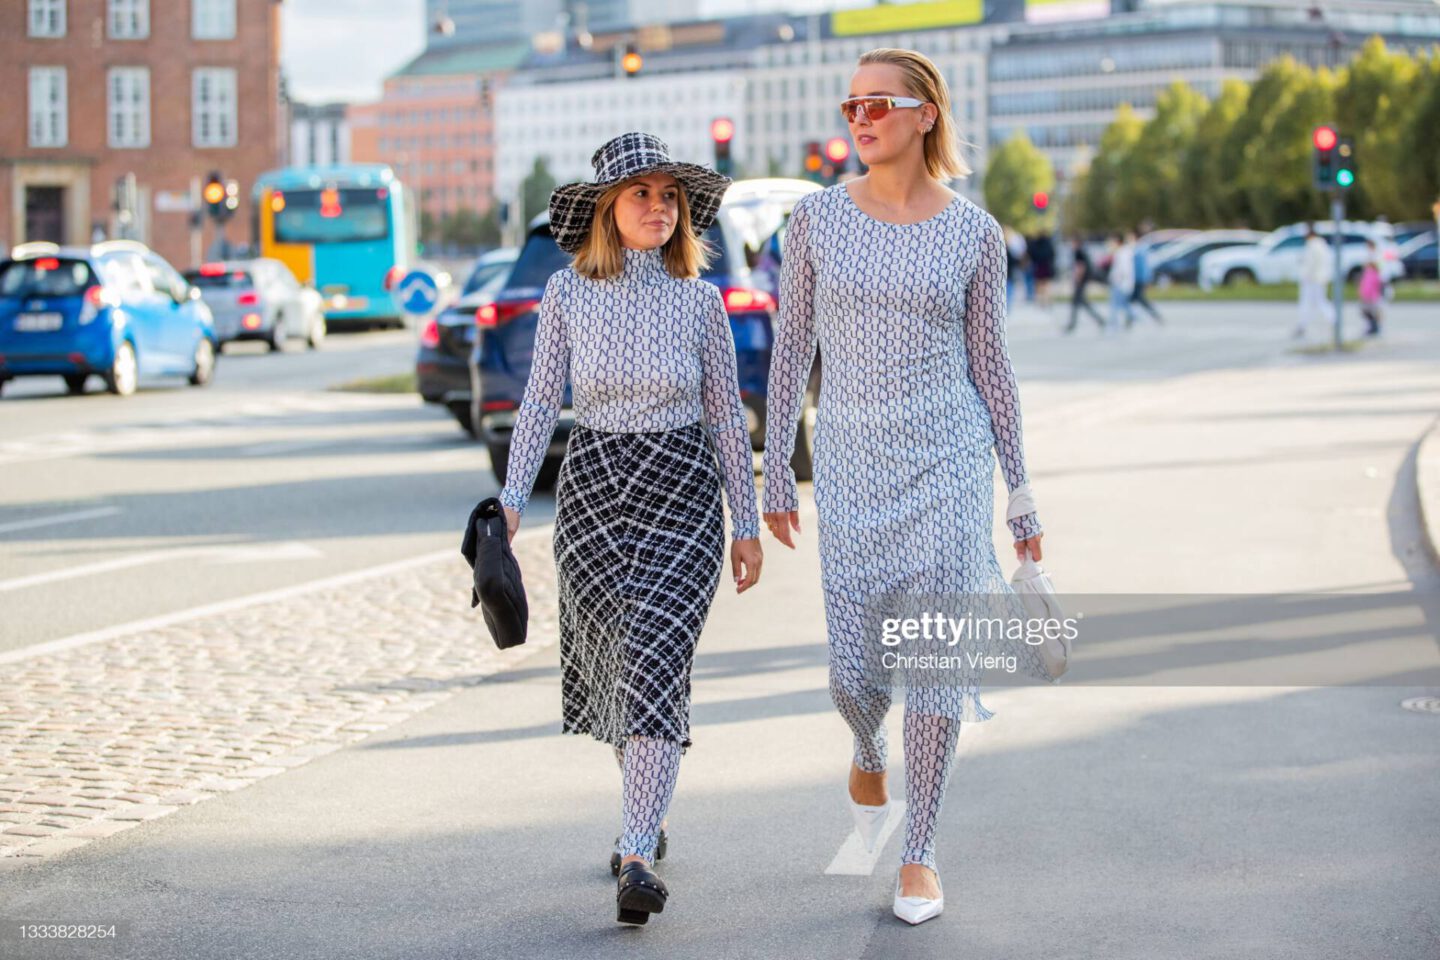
[1010, 557, 1070, 680]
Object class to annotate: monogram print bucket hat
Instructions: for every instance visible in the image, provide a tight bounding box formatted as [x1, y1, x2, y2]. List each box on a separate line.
[548, 131, 731, 254]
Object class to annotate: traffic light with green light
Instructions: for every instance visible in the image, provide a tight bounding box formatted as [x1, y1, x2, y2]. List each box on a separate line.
[1335, 136, 1356, 189]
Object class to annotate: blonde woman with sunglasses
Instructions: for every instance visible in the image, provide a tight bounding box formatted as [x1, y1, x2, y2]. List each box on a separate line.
[762, 48, 1050, 926]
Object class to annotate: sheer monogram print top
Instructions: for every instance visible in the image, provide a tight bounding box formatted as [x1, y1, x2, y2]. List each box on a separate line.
[498, 246, 761, 540]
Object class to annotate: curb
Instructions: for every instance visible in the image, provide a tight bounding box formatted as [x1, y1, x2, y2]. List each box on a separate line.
[1418, 415, 1440, 568]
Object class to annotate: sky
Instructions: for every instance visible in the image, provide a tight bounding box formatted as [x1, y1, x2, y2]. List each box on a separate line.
[281, 0, 865, 104]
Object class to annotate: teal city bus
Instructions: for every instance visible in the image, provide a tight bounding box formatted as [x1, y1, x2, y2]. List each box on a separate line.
[251, 165, 417, 327]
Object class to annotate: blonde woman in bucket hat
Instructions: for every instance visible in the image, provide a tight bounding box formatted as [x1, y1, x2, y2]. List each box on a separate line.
[498, 132, 763, 926]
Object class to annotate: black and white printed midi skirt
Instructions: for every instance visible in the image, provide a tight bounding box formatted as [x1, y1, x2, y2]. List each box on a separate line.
[552, 422, 726, 751]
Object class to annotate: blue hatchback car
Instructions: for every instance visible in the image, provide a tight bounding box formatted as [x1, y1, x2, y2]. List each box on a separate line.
[467, 178, 821, 490]
[0, 241, 217, 397]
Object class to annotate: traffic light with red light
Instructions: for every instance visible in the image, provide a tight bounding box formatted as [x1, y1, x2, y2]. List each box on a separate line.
[1312, 125, 1338, 191]
[1032, 191, 1050, 211]
[711, 117, 734, 177]
[825, 137, 850, 181]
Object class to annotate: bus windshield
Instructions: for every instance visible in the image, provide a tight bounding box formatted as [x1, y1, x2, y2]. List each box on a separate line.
[273, 188, 390, 244]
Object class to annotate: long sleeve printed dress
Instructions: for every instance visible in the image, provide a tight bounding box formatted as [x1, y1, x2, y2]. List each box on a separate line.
[499, 245, 759, 750]
[761, 185, 1048, 723]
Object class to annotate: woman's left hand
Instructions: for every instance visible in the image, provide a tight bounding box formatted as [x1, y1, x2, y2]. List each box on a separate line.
[1014, 533, 1043, 563]
[732, 538, 763, 594]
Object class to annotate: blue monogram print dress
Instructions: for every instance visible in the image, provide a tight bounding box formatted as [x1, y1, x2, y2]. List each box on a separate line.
[761, 183, 1047, 725]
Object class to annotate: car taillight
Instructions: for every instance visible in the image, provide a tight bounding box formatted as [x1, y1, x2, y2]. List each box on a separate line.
[419, 318, 440, 349]
[237, 291, 259, 306]
[383, 265, 405, 290]
[476, 298, 539, 328]
[199, 262, 226, 276]
[722, 287, 777, 313]
[242, 313, 262, 330]
[78, 285, 115, 325]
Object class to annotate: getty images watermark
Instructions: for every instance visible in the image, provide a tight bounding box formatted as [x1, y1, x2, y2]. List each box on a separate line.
[879, 609, 1079, 674]
[857, 592, 1440, 687]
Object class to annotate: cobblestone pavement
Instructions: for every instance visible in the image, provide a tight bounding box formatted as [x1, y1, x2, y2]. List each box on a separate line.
[0, 529, 559, 864]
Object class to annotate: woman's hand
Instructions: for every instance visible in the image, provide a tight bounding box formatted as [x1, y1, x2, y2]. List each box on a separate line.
[732, 538, 763, 594]
[1014, 532, 1043, 563]
[763, 510, 802, 549]
[503, 506, 521, 545]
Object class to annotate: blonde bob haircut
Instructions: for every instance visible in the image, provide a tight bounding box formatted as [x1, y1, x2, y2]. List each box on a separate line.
[571, 178, 713, 281]
[857, 47, 972, 180]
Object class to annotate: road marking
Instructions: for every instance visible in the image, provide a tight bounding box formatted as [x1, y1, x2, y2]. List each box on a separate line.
[0, 525, 552, 665]
[0, 506, 122, 535]
[824, 801, 907, 876]
[0, 541, 323, 593]
[240, 438, 334, 457]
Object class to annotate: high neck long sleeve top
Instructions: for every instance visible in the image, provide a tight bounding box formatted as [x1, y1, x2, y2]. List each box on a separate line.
[498, 246, 761, 541]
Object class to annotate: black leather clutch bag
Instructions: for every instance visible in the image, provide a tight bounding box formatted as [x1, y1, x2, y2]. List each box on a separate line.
[460, 498, 528, 649]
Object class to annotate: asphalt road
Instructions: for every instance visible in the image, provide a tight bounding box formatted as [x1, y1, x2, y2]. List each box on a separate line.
[0, 303, 1426, 654]
[1, 299, 1437, 958]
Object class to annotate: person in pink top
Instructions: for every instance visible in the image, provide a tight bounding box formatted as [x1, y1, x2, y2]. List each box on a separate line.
[1357, 239, 1386, 338]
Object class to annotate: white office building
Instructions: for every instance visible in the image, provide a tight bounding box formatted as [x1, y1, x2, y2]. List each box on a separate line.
[495, 70, 745, 205]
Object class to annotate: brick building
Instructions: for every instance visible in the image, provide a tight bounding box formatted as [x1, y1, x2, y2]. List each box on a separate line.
[348, 42, 527, 228]
[2, 0, 283, 269]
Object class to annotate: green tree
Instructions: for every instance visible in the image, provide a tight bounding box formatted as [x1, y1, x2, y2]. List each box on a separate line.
[1397, 48, 1440, 218]
[1116, 81, 1210, 228]
[419, 208, 439, 247]
[1336, 36, 1420, 219]
[982, 133, 1056, 233]
[441, 208, 489, 248]
[1229, 57, 1337, 228]
[1182, 78, 1250, 227]
[1078, 103, 1144, 232]
[476, 207, 501, 247]
[521, 156, 556, 226]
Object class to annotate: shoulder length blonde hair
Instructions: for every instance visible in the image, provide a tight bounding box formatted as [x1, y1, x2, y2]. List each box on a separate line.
[858, 47, 971, 181]
[571, 178, 713, 281]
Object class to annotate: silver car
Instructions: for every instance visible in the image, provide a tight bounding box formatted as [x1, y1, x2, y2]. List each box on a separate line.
[182, 258, 326, 352]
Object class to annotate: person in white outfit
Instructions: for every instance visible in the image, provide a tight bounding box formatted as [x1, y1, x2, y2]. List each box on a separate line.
[1106, 232, 1136, 332]
[1295, 224, 1335, 338]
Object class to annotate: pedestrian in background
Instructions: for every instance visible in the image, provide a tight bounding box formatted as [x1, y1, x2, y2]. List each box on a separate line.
[1128, 229, 1164, 326]
[1004, 225, 1027, 310]
[1028, 230, 1056, 311]
[763, 47, 1052, 928]
[1358, 238, 1386, 337]
[1107, 232, 1137, 332]
[1065, 236, 1106, 334]
[499, 132, 763, 926]
[1295, 223, 1335, 339]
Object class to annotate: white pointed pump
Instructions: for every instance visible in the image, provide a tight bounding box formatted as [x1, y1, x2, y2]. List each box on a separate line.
[892, 869, 944, 925]
[849, 796, 892, 852]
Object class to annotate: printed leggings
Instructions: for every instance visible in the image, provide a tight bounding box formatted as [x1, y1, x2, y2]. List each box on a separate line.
[828, 597, 964, 872]
[613, 736, 681, 862]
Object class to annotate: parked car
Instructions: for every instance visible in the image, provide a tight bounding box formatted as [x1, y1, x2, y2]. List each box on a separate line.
[1396, 231, 1438, 281]
[1135, 228, 1197, 262]
[0, 240, 216, 397]
[466, 177, 823, 490]
[1197, 222, 1404, 290]
[417, 248, 519, 435]
[1149, 230, 1268, 287]
[182, 258, 326, 351]
[1392, 221, 1436, 248]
